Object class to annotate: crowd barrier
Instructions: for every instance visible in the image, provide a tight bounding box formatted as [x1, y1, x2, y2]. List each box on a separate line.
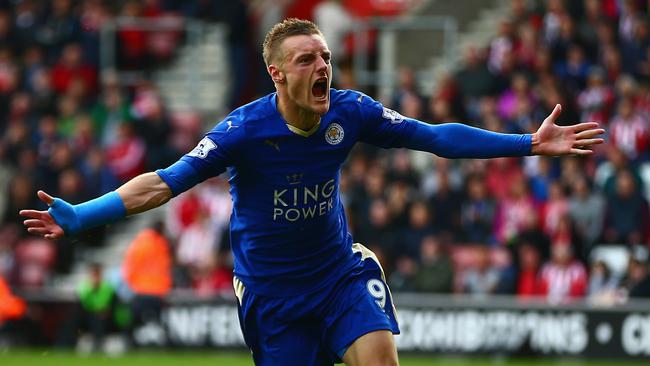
[20, 290, 650, 359]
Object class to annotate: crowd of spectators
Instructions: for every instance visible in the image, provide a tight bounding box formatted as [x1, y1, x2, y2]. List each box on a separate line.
[2, 0, 650, 330]
[0, 0, 212, 291]
[340, 0, 650, 305]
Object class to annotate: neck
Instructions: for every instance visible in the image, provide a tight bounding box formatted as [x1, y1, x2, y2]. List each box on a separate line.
[277, 90, 320, 131]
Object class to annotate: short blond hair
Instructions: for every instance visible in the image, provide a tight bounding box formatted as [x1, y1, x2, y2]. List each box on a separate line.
[262, 18, 323, 66]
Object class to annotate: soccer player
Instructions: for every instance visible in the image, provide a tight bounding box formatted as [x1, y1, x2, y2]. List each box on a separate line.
[21, 19, 603, 366]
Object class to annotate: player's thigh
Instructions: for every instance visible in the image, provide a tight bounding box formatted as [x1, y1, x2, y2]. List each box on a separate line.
[331, 290, 400, 366]
[342, 329, 399, 366]
[235, 281, 332, 366]
[324, 243, 400, 363]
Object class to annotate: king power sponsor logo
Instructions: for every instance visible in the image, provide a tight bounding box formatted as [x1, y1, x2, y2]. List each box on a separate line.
[272, 178, 336, 222]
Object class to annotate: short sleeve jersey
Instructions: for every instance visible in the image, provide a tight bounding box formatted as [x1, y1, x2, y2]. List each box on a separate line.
[165, 89, 416, 296]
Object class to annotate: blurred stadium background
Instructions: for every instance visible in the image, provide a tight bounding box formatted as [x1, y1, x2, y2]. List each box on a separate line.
[1, 0, 650, 364]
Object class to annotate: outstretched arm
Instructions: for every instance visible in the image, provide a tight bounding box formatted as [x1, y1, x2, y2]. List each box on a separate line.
[21, 113, 241, 240]
[399, 104, 604, 158]
[20, 119, 236, 240]
[20, 172, 172, 240]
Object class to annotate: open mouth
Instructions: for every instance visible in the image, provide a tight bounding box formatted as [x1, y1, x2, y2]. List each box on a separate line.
[312, 77, 328, 99]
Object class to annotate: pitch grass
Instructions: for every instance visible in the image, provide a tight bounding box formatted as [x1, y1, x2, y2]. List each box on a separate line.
[0, 350, 647, 366]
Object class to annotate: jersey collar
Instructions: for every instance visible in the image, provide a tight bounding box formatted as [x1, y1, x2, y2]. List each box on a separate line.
[272, 93, 322, 138]
[285, 121, 321, 137]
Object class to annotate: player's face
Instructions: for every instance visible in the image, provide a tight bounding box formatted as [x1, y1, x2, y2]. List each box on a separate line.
[277, 34, 332, 116]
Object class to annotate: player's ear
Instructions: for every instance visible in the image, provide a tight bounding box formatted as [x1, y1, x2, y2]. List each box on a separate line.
[268, 64, 285, 84]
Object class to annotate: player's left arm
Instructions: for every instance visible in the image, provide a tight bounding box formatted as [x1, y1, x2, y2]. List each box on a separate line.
[361, 98, 603, 158]
[403, 104, 604, 158]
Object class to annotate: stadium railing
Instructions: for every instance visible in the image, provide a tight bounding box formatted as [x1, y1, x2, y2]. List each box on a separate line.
[15, 289, 650, 359]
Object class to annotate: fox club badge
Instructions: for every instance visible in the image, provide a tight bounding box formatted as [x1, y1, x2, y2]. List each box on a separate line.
[325, 123, 344, 145]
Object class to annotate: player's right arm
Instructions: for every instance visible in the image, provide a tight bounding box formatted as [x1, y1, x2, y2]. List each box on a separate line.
[20, 172, 173, 240]
[20, 116, 244, 240]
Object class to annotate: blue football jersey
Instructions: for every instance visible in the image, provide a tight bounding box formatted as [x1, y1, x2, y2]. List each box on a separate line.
[160, 89, 417, 296]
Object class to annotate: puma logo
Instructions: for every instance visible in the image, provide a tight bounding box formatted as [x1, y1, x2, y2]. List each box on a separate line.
[265, 139, 280, 151]
[226, 120, 239, 132]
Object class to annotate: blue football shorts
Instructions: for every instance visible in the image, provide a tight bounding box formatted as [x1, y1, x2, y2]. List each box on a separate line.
[234, 243, 400, 366]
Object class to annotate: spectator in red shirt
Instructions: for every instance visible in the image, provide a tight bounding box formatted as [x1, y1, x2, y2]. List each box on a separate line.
[50, 43, 97, 95]
[486, 157, 524, 202]
[513, 23, 539, 70]
[494, 175, 536, 244]
[539, 243, 588, 304]
[541, 181, 569, 238]
[577, 67, 615, 125]
[516, 242, 543, 299]
[609, 98, 650, 161]
[192, 251, 233, 298]
[117, 1, 147, 69]
[105, 123, 146, 183]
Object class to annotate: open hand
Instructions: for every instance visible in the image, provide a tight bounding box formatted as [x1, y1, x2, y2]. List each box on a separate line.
[531, 104, 605, 156]
[19, 190, 65, 240]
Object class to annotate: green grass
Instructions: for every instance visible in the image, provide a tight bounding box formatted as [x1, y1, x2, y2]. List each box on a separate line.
[0, 350, 647, 366]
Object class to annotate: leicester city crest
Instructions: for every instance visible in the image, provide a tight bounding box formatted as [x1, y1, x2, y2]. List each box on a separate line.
[325, 122, 344, 145]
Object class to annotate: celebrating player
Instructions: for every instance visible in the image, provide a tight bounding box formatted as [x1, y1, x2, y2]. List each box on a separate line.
[21, 19, 603, 366]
